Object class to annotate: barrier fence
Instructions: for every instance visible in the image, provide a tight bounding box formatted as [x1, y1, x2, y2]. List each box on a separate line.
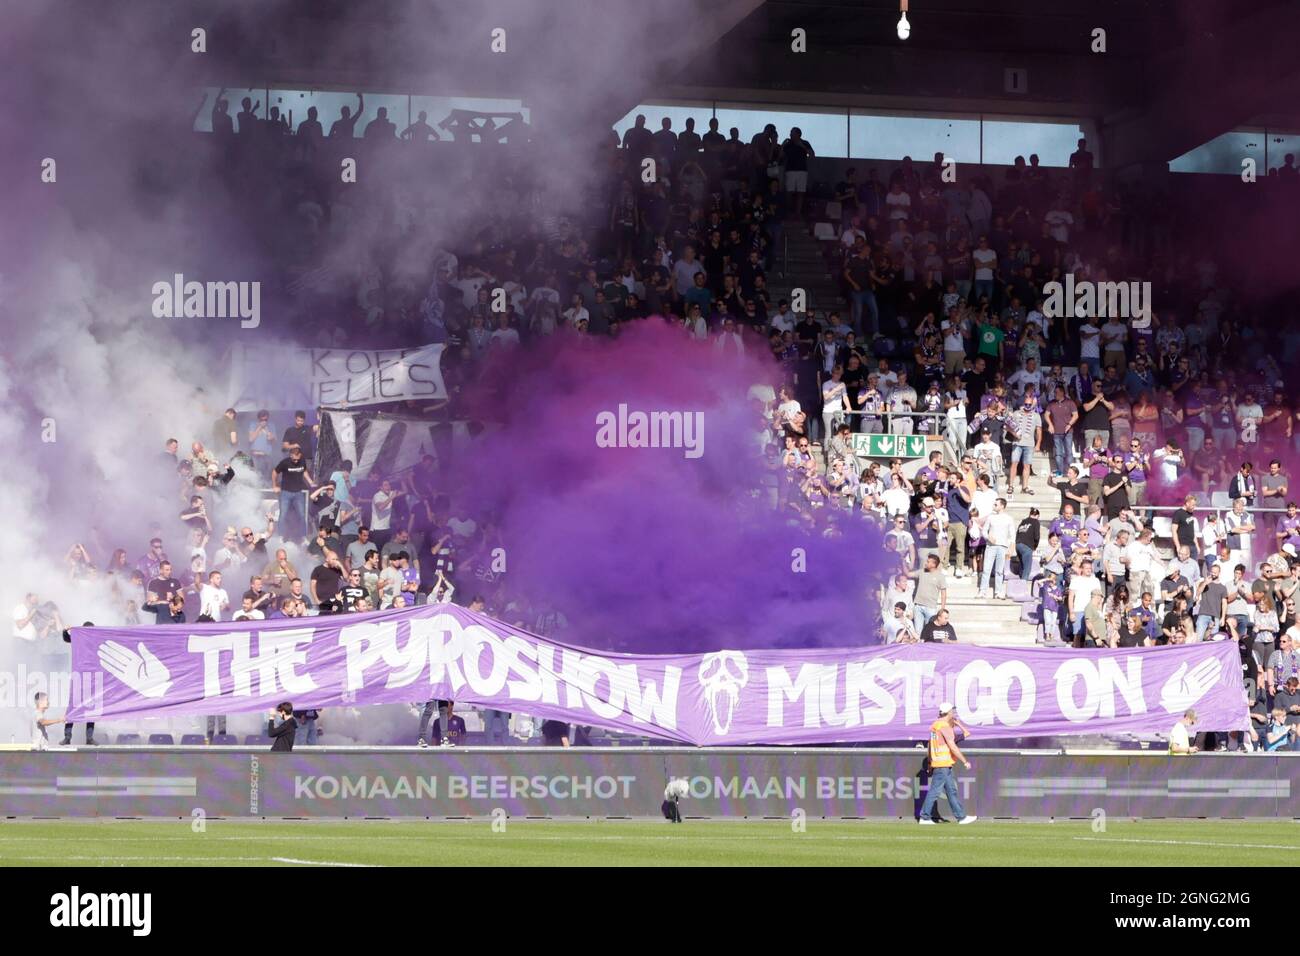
[2, 748, 1296, 819]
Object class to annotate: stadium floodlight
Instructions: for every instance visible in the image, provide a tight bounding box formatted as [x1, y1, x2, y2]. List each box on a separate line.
[897, 0, 910, 40]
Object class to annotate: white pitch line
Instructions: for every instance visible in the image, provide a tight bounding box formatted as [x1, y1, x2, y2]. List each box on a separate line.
[270, 856, 377, 867]
[0, 856, 273, 862]
[1073, 836, 1300, 851]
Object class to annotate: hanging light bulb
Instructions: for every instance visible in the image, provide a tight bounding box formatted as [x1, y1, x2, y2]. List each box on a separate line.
[897, 0, 911, 40]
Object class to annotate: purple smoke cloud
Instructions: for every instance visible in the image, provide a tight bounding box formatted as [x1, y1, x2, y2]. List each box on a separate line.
[447, 320, 889, 653]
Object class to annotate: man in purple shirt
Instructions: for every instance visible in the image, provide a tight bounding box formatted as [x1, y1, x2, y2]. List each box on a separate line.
[1122, 438, 1150, 508]
[915, 450, 942, 487]
[136, 538, 166, 581]
[1277, 502, 1300, 555]
[1050, 504, 1083, 556]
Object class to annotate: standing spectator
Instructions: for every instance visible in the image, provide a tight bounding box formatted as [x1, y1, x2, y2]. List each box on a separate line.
[1122, 438, 1150, 509]
[979, 497, 1015, 600]
[781, 127, 814, 219]
[1101, 528, 1131, 597]
[1172, 494, 1200, 561]
[1168, 710, 1198, 755]
[1068, 560, 1102, 644]
[267, 702, 299, 752]
[1045, 385, 1077, 477]
[198, 570, 229, 621]
[281, 410, 315, 458]
[1080, 380, 1113, 450]
[1224, 497, 1256, 572]
[1228, 462, 1257, 507]
[1007, 395, 1041, 496]
[1194, 563, 1228, 642]
[821, 365, 849, 448]
[247, 410, 275, 482]
[912, 554, 947, 634]
[368, 478, 397, 553]
[1100, 457, 1131, 520]
[211, 407, 239, 457]
[1015, 508, 1040, 581]
[272, 445, 314, 543]
[1267, 631, 1300, 699]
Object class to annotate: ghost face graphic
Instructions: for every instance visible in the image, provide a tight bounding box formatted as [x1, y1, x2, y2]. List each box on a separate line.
[697, 650, 749, 735]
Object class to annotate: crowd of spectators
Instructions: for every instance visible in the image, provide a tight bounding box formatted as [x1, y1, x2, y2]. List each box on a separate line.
[16, 104, 1300, 748]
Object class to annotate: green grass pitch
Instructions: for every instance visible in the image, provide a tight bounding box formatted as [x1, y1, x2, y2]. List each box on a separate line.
[1, 819, 1297, 866]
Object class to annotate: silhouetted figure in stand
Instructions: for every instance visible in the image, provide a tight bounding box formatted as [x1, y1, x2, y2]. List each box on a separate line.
[297, 106, 323, 142]
[364, 106, 397, 141]
[210, 89, 233, 137]
[329, 93, 365, 139]
[236, 96, 260, 137]
[401, 110, 439, 143]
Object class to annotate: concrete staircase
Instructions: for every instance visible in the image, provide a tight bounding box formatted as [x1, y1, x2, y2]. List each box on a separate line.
[946, 449, 1056, 647]
[769, 219, 846, 316]
[772, 215, 1050, 648]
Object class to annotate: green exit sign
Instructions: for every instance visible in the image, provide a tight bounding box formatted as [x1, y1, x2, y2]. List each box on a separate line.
[851, 433, 928, 459]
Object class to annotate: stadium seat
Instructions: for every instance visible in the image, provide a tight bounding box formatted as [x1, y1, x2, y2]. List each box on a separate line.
[812, 222, 837, 241]
[1019, 604, 1040, 624]
[823, 200, 842, 221]
[147, 733, 175, 745]
[244, 735, 273, 745]
[115, 733, 141, 745]
[1006, 578, 1032, 603]
[1151, 516, 1173, 539]
[212, 733, 238, 745]
[180, 734, 206, 745]
[1209, 492, 1232, 510]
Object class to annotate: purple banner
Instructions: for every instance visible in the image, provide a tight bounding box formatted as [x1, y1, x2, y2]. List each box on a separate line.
[68, 606, 1249, 744]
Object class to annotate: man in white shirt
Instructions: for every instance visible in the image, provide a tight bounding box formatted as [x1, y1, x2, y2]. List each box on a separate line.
[972, 474, 998, 522]
[1078, 321, 1101, 376]
[882, 573, 915, 625]
[369, 478, 396, 550]
[1169, 710, 1198, 755]
[489, 313, 521, 349]
[1006, 360, 1043, 404]
[12, 593, 38, 641]
[1100, 317, 1128, 375]
[888, 371, 918, 435]
[979, 497, 1016, 600]
[885, 182, 911, 221]
[1068, 560, 1102, 640]
[1044, 199, 1074, 244]
[883, 479, 913, 520]
[199, 570, 230, 621]
[1152, 441, 1185, 484]
[212, 530, 245, 574]
[232, 596, 266, 622]
[1127, 528, 1161, 603]
[882, 601, 920, 644]
[769, 301, 796, 334]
